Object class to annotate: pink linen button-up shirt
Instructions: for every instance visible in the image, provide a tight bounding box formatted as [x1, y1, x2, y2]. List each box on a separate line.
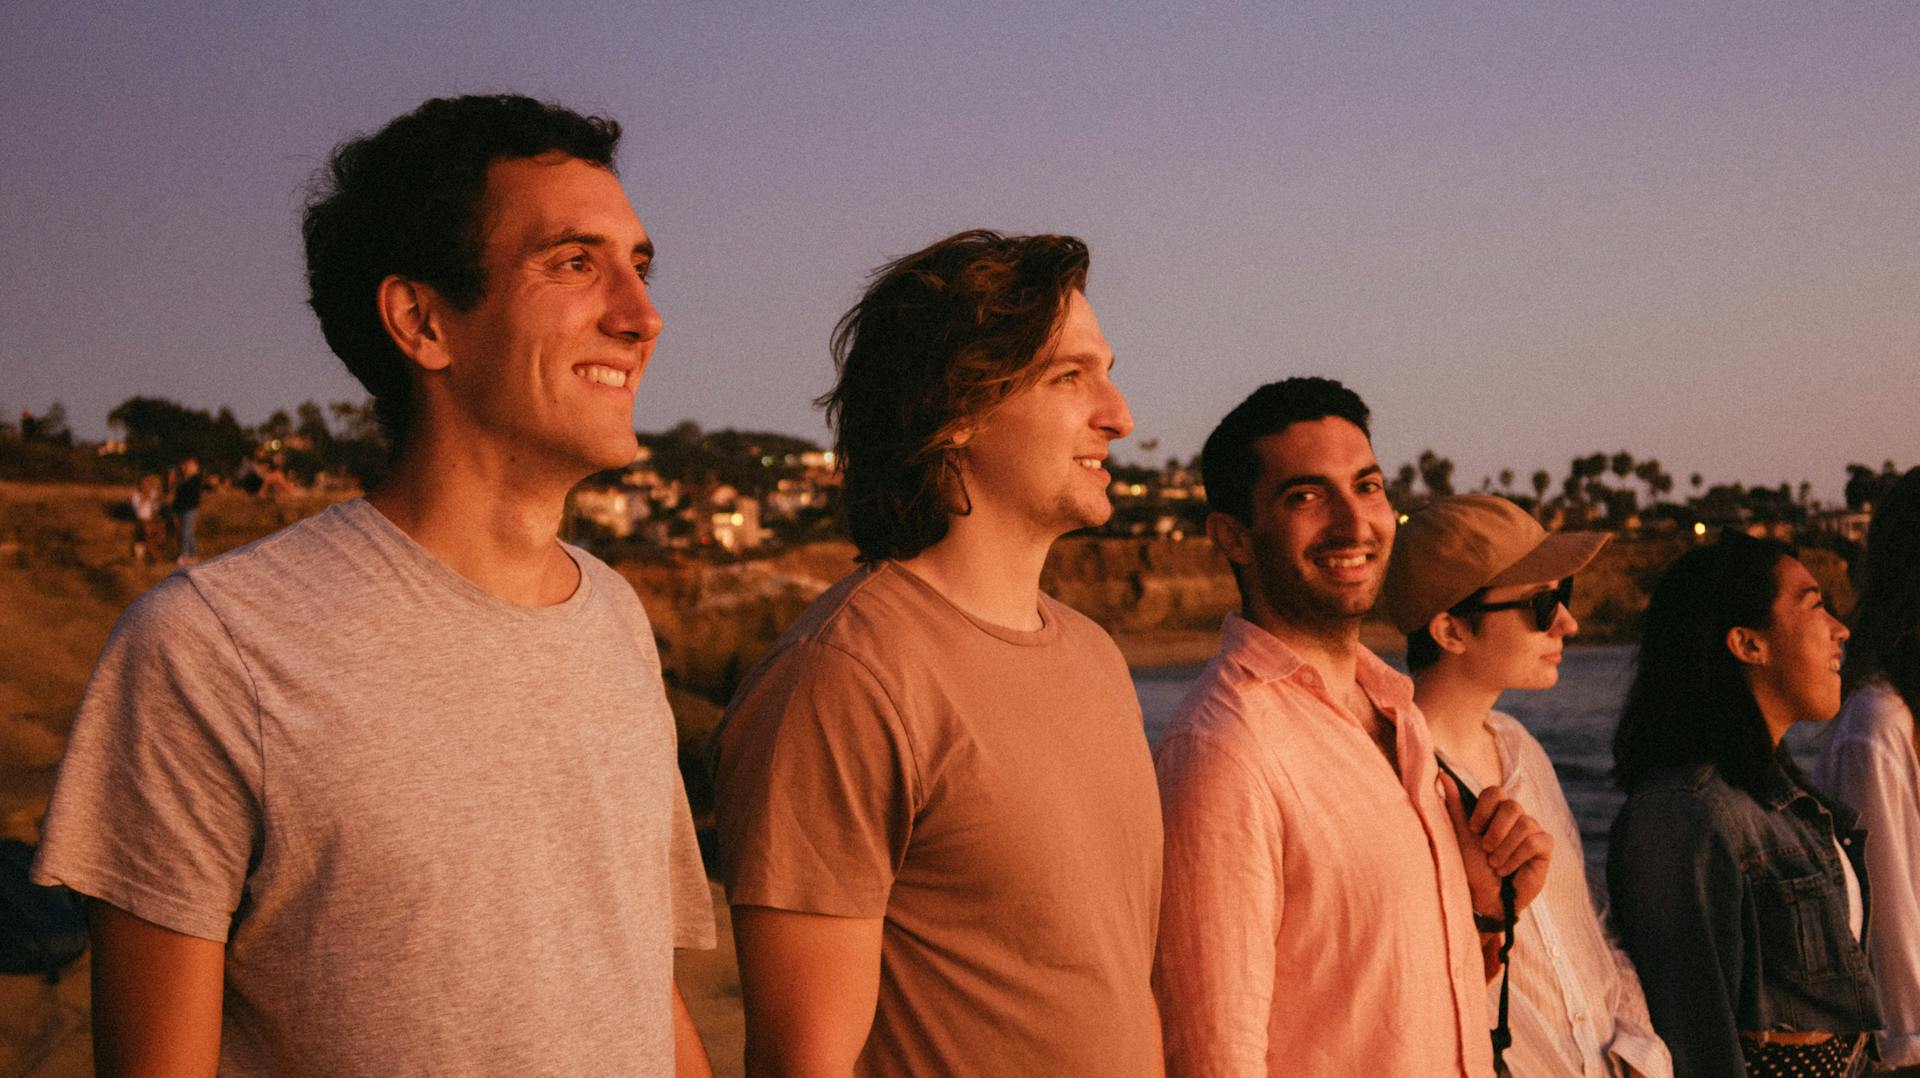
[1153, 614, 1494, 1077]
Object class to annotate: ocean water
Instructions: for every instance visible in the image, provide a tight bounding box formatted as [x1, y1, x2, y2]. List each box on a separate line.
[1135, 644, 1824, 901]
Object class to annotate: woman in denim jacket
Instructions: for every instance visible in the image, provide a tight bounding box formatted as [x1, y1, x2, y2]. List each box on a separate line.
[1609, 532, 1880, 1078]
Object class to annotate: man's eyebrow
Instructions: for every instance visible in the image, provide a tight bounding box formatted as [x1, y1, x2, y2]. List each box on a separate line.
[1272, 464, 1382, 491]
[528, 230, 655, 260]
[1050, 348, 1115, 371]
[1272, 472, 1335, 491]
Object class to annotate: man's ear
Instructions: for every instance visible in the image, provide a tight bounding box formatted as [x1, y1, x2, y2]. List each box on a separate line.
[375, 275, 454, 372]
[1205, 511, 1253, 569]
[1726, 625, 1769, 667]
[1429, 611, 1472, 656]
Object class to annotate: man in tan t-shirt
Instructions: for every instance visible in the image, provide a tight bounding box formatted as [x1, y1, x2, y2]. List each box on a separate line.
[714, 230, 1164, 1076]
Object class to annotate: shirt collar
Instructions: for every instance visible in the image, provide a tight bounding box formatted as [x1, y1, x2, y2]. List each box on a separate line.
[1218, 612, 1416, 714]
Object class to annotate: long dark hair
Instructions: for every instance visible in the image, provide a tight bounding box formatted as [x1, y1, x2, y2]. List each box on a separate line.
[1613, 531, 1797, 795]
[1842, 467, 1920, 718]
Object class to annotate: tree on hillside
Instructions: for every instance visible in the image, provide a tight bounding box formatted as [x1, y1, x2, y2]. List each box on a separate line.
[18, 403, 72, 445]
[1610, 451, 1635, 482]
[1530, 470, 1551, 516]
[1417, 449, 1455, 498]
[1846, 462, 1903, 511]
[1386, 463, 1420, 512]
[1633, 459, 1673, 507]
[295, 401, 333, 449]
[1498, 468, 1515, 494]
[108, 396, 249, 474]
[325, 400, 389, 489]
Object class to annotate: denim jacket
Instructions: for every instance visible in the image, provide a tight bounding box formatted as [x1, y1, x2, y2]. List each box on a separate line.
[1608, 762, 1881, 1078]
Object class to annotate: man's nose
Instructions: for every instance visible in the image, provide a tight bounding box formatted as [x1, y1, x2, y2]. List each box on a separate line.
[1325, 488, 1372, 536]
[1096, 380, 1134, 440]
[603, 267, 663, 343]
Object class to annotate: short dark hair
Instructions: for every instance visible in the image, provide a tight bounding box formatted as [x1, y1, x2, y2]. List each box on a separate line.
[818, 230, 1090, 562]
[1200, 377, 1372, 523]
[302, 94, 622, 446]
[1612, 531, 1797, 795]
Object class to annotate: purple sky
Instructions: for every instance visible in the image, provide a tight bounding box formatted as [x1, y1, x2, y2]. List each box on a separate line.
[3, 2, 1914, 500]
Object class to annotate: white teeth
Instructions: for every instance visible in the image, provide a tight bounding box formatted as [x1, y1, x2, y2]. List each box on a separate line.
[1075, 458, 1104, 469]
[577, 364, 628, 388]
[1320, 555, 1367, 569]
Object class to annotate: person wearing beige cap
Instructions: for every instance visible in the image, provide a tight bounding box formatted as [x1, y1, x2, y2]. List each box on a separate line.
[1383, 494, 1671, 1077]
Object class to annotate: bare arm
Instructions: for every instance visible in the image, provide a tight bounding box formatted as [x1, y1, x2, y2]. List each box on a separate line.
[731, 905, 883, 1078]
[88, 901, 225, 1078]
[673, 981, 713, 1078]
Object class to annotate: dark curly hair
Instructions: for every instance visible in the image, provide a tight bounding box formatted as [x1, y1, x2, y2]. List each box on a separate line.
[817, 230, 1090, 562]
[1200, 377, 1373, 524]
[302, 94, 621, 447]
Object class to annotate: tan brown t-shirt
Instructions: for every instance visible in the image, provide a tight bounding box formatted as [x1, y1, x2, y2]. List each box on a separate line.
[715, 561, 1164, 1076]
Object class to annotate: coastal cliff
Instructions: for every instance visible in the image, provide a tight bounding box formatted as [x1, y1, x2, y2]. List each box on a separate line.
[0, 481, 1853, 835]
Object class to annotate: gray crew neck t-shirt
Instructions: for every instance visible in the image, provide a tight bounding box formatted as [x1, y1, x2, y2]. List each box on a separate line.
[33, 498, 713, 1076]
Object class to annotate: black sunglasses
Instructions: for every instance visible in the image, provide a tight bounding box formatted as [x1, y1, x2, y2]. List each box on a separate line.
[1450, 577, 1574, 632]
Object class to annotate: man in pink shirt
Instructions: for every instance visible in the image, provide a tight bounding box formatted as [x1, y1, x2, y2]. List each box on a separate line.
[1153, 377, 1551, 1077]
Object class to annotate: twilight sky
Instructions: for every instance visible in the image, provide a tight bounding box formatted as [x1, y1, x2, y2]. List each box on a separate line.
[2, 1, 1914, 500]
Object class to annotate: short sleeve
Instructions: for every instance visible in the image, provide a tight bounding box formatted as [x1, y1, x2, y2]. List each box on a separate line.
[712, 641, 914, 917]
[31, 575, 263, 941]
[667, 763, 718, 950]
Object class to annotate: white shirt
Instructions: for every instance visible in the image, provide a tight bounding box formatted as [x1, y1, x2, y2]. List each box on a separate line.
[1441, 712, 1673, 1078]
[1815, 679, 1920, 1067]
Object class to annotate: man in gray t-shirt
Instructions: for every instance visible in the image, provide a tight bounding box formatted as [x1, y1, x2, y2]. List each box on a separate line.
[32, 95, 715, 1076]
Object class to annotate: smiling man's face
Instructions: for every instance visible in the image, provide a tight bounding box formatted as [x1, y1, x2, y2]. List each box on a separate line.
[1231, 416, 1397, 635]
[954, 290, 1134, 543]
[432, 152, 661, 477]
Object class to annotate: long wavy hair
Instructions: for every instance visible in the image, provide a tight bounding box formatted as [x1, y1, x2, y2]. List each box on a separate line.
[1843, 467, 1920, 718]
[817, 230, 1089, 562]
[1613, 531, 1798, 796]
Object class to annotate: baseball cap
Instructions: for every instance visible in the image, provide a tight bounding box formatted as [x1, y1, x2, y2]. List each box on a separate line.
[1381, 493, 1612, 635]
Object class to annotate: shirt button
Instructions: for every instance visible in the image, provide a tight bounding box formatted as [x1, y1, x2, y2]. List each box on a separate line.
[1573, 1013, 1587, 1024]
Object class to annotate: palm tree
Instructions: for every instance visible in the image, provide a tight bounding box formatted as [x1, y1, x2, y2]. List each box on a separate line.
[1417, 450, 1455, 498]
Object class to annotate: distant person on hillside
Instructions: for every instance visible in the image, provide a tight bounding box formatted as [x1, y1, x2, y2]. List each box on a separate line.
[713, 230, 1163, 1076]
[1152, 377, 1551, 1077]
[168, 456, 205, 564]
[1382, 493, 1671, 1077]
[130, 474, 165, 565]
[1610, 531, 1878, 1077]
[1816, 467, 1920, 1076]
[31, 94, 715, 1076]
